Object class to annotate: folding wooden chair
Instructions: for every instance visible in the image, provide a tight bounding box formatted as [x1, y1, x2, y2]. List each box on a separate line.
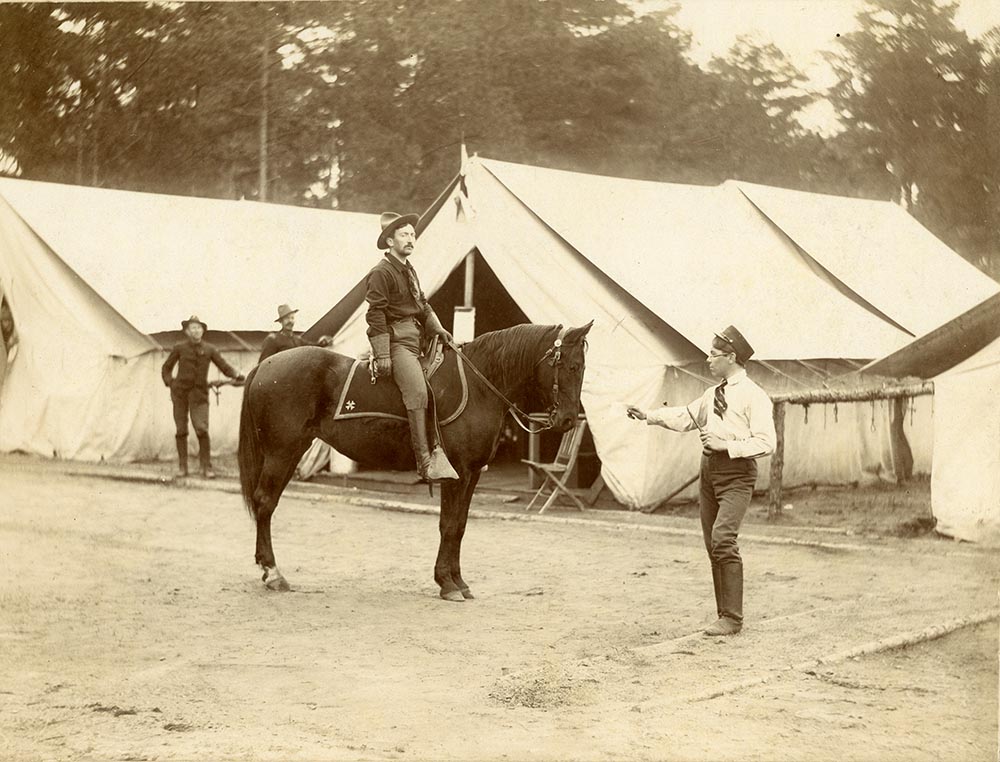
[522, 418, 588, 514]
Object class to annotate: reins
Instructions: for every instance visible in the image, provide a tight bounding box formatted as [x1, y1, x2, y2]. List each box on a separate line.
[445, 326, 569, 434]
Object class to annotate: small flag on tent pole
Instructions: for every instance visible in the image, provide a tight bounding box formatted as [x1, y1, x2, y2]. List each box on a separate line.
[455, 139, 476, 221]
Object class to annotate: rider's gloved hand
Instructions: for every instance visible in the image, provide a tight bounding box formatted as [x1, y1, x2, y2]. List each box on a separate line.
[234, 374, 246, 386]
[370, 334, 392, 377]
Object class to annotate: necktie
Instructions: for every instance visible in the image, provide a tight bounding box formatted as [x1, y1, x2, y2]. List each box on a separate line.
[404, 264, 423, 304]
[714, 378, 728, 418]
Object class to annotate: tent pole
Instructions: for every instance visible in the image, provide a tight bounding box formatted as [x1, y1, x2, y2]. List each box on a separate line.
[767, 402, 786, 520]
[463, 252, 475, 308]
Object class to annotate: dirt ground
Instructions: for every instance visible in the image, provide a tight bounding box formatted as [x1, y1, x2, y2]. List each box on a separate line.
[1, 460, 997, 762]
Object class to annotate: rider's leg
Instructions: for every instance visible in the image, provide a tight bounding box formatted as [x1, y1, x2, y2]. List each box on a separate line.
[390, 322, 431, 477]
[389, 320, 456, 481]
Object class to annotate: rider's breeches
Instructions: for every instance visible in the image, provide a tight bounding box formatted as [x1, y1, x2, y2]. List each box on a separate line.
[389, 319, 427, 411]
[171, 385, 210, 437]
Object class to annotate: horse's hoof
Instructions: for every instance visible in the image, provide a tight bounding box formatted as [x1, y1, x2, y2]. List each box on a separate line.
[262, 568, 291, 592]
[440, 589, 465, 602]
[460, 588, 475, 600]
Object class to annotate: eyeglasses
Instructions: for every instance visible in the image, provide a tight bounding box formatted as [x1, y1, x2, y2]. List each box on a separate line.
[707, 350, 733, 359]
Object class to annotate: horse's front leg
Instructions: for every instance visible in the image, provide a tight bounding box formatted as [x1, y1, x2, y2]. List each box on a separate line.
[450, 468, 481, 600]
[434, 478, 467, 602]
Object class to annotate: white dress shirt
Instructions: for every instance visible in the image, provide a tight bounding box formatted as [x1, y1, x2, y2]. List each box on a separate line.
[646, 369, 776, 459]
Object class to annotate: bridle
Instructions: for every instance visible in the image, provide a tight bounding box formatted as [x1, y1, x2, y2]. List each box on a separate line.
[447, 325, 571, 433]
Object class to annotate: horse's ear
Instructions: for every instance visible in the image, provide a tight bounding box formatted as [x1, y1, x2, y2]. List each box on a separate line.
[563, 320, 594, 345]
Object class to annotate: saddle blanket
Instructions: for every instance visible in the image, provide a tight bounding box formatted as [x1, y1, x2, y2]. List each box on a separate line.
[333, 352, 468, 425]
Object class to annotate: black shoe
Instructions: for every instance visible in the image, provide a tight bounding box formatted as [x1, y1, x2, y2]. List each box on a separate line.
[704, 617, 742, 636]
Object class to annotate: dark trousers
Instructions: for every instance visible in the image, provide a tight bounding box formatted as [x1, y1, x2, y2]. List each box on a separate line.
[171, 385, 209, 437]
[700, 451, 757, 623]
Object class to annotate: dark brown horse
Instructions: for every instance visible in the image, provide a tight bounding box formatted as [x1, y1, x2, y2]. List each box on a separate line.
[238, 321, 593, 601]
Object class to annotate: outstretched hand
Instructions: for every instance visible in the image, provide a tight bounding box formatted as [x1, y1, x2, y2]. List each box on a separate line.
[626, 405, 646, 421]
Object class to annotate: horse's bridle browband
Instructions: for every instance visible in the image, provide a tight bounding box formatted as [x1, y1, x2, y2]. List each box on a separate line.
[446, 325, 570, 433]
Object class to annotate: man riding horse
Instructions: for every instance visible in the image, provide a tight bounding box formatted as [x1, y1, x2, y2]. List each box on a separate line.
[365, 211, 458, 482]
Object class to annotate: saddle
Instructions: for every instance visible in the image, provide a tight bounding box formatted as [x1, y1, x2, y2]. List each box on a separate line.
[335, 337, 469, 426]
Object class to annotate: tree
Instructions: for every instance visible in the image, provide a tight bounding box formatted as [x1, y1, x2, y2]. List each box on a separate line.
[974, 26, 1000, 277]
[704, 36, 813, 185]
[828, 0, 990, 267]
[0, 2, 338, 203]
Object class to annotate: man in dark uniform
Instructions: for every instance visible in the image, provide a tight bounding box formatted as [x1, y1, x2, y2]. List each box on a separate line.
[161, 315, 245, 478]
[258, 304, 332, 364]
[365, 211, 457, 482]
[627, 325, 775, 636]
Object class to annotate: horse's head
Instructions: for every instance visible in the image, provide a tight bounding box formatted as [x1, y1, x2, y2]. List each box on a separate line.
[536, 321, 594, 433]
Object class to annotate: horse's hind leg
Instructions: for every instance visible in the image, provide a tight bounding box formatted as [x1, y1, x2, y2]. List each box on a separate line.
[253, 451, 303, 591]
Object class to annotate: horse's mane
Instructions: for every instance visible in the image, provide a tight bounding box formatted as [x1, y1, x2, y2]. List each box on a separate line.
[461, 323, 557, 390]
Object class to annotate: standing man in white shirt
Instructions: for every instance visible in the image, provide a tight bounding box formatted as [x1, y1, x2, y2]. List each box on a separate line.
[627, 325, 776, 636]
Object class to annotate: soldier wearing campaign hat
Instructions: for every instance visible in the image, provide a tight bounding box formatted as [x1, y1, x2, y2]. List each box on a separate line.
[364, 211, 457, 482]
[258, 304, 332, 364]
[627, 325, 775, 636]
[161, 315, 245, 479]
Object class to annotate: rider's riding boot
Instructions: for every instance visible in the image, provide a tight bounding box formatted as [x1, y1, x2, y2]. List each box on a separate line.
[407, 410, 458, 482]
[175, 435, 188, 478]
[705, 562, 743, 636]
[406, 409, 432, 480]
[197, 433, 215, 479]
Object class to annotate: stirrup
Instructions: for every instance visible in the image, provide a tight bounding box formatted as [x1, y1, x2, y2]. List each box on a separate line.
[425, 446, 458, 481]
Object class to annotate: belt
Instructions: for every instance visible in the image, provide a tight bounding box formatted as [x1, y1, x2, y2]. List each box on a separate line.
[703, 450, 754, 465]
[390, 316, 420, 326]
[703, 449, 732, 459]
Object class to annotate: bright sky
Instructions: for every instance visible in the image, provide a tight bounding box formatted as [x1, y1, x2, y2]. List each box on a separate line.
[646, 0, 1000, 132]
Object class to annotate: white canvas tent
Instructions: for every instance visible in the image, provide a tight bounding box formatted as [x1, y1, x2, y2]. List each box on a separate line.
[0, 176, 379, 461]
[865, 293, 1000, 544]
[319, 156, 998, 508]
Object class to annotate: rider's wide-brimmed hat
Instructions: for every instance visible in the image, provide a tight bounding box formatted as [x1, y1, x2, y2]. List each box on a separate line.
[714, 324, 754, 364]
[181, 314, 207, 331]
[376, 211, 419, 250]
[275, 304, 299, 322]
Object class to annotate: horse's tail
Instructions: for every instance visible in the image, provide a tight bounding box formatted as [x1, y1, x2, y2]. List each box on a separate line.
[238, 365, 263, 520]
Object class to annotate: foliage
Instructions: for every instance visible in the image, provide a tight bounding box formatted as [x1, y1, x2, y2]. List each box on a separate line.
[828, 0, 994, 272]
[0, 0, 995, 274]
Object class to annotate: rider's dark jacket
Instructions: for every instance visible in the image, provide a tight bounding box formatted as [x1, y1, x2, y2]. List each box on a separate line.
[161, 339, 239, 390]
[258, 330, 312, 364]
[365, 254, 433, 339]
